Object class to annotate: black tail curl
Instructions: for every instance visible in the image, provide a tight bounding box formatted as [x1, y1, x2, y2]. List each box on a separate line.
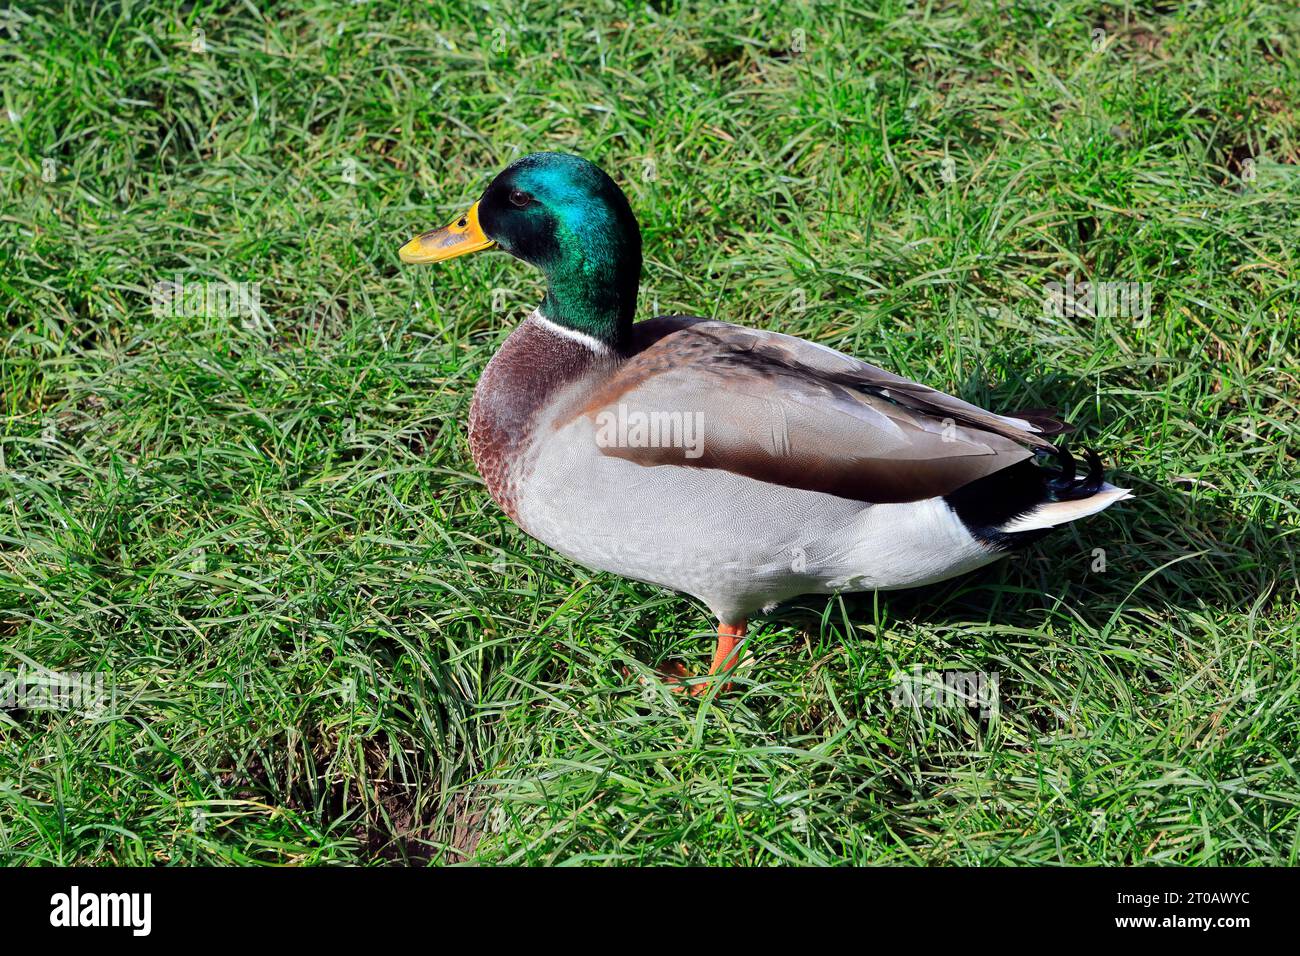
[1039, 445, 1104, 501]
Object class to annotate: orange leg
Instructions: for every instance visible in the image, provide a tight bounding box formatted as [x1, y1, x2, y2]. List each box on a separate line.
[656, 620, 747, 697]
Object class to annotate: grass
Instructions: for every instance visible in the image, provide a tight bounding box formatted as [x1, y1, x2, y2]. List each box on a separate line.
[1, 0, 1298, 865]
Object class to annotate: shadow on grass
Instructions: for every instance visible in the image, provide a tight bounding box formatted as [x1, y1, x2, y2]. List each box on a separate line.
[860, 467, 1281, 632]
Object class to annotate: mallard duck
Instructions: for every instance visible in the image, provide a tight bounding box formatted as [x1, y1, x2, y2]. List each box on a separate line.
[400, 153, 1130, 695]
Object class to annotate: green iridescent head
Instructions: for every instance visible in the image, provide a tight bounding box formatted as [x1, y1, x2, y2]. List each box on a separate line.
[399, 152, 642, 351]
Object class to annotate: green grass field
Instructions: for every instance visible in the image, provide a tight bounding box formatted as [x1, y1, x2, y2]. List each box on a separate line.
[2, 0, 1298, 865]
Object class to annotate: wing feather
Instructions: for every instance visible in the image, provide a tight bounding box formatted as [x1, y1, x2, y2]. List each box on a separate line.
[560, 318, 1055, 504]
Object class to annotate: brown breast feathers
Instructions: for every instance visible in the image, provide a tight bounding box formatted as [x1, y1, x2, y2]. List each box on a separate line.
[468, 316, 608, 523]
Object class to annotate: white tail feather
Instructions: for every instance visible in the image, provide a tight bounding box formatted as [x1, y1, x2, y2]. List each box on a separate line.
[998, 483, 1132, 534]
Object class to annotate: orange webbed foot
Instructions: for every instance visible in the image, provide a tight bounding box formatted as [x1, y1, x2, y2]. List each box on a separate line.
[637, 620, 748, 698]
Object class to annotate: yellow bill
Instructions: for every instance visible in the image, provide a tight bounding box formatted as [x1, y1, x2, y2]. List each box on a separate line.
[398, 201, 495, 264]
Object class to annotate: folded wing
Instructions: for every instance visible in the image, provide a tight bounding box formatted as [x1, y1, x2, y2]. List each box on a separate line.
[563, 317, 1063, 504]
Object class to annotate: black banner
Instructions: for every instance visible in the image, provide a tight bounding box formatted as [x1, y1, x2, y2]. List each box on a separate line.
[0, 866, 1286, 941]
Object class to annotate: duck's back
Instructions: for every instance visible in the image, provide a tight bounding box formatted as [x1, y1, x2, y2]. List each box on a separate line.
[484, 313, 1125, 623]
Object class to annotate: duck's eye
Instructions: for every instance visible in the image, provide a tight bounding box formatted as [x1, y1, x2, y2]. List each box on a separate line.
[508, 189, 532, 208]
